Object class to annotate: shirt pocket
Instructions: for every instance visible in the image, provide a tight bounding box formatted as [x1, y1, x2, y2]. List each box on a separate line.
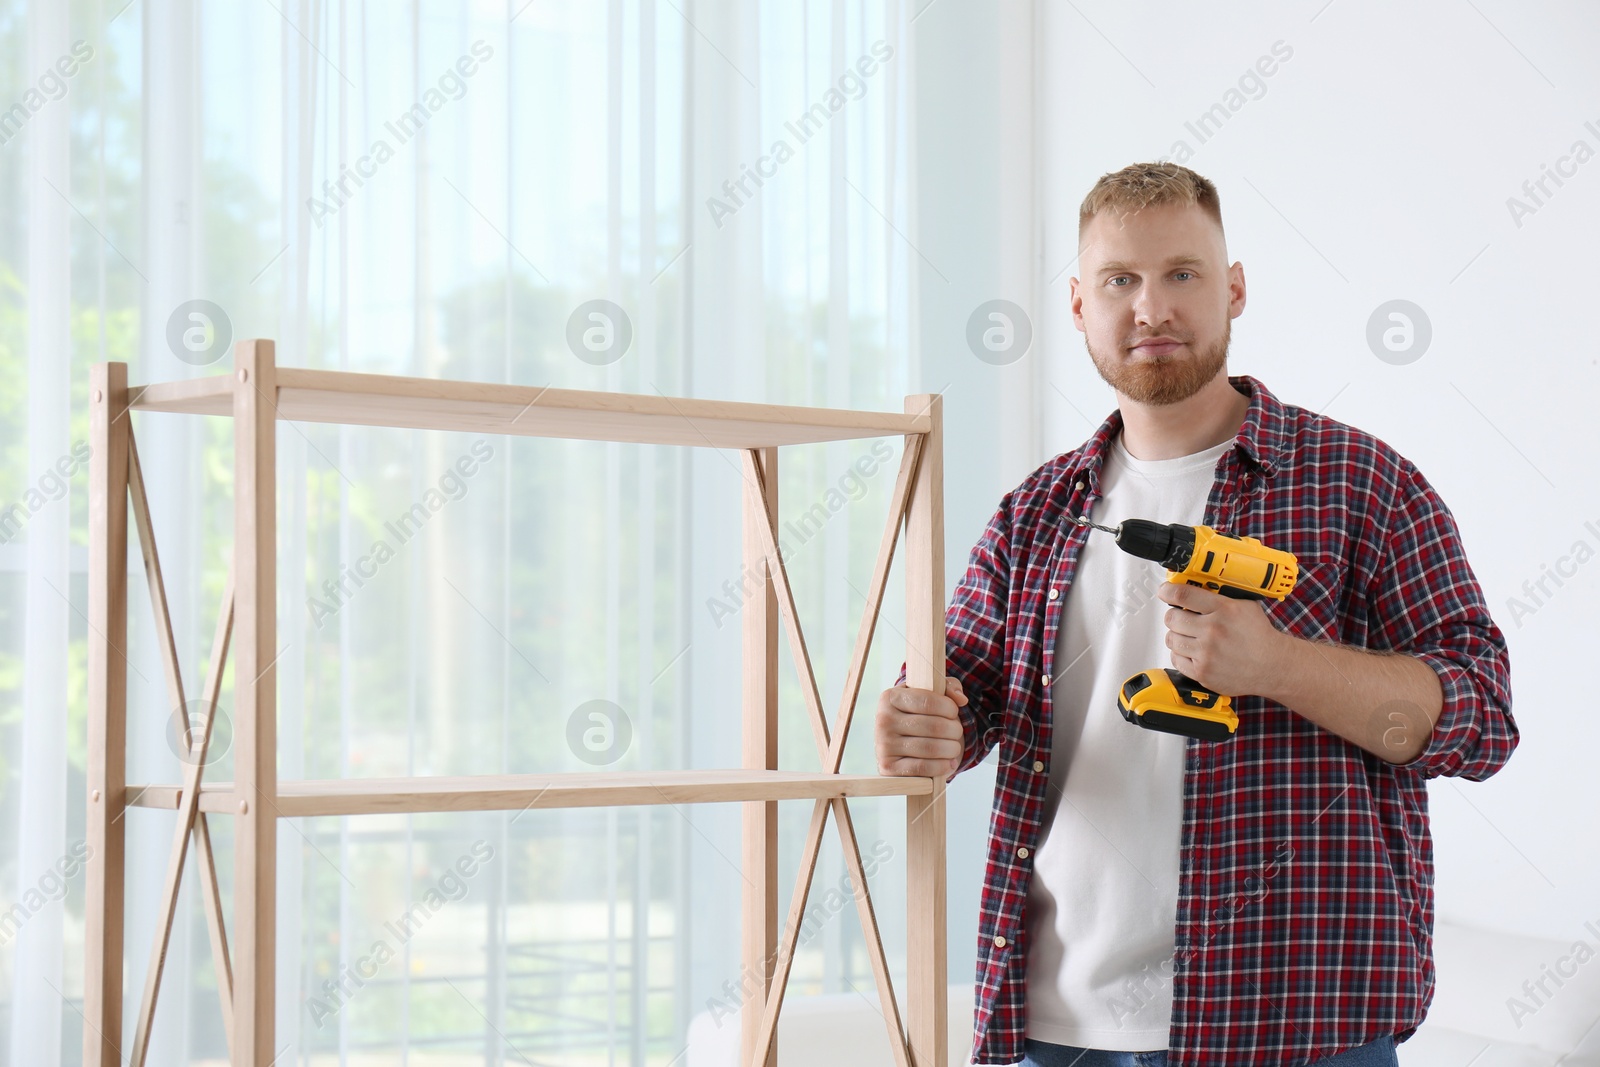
[1269, 555, 1344, 641]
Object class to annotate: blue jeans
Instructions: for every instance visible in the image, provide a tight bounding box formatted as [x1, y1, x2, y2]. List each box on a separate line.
[1019, 1033, 1397, 1067]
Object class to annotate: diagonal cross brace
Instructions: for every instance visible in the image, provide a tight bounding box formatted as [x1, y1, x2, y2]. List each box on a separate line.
[742, 433, 927, 1067]
[125, 431, 237, 1067]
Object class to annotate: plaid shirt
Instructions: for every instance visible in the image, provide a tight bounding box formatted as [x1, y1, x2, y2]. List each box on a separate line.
[894, 374, 1517, 1066]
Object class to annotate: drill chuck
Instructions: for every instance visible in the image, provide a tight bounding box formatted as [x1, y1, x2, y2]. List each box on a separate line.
[1113, 519, 1196, 571]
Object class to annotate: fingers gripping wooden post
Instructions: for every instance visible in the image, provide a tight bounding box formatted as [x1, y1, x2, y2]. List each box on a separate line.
[904, 394, 948, 1067]
[233, 339, 279, 1065]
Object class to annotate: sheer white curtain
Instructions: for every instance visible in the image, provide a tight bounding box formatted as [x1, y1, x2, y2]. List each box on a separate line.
[2, 0, 931, 1063]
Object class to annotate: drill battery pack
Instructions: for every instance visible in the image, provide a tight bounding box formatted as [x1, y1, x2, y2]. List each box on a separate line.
[1118, 667, 1240, 741]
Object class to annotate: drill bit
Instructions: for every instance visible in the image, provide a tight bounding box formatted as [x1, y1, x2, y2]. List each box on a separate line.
[1075, 515, 1120, 536]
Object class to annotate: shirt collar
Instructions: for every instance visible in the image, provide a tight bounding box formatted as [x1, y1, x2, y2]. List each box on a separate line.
[1068, 373, 1288, 489]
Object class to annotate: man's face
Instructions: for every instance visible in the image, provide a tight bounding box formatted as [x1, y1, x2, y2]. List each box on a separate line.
[1071, 202, 1244, 405]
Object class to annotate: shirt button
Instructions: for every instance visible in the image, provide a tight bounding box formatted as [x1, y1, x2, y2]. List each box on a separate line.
[1075, 480, 1085, 490]
[1048, 588, 1059, 600]
[994, 935, 1007, 948]
[1017, 846, 1030, 859]
[1041, 673, 1050, 686]
[1032, 760, 1045, 773]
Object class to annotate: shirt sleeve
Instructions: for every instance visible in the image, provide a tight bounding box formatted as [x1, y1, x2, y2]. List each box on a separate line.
[1367, 459, 1517, 781]
[894, 492, 1014, 781]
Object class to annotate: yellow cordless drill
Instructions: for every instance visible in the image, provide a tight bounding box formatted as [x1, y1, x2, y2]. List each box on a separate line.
[1074, 517, 1299, 741]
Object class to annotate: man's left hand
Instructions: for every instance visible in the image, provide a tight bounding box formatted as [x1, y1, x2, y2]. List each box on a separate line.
[1156, 581, 1287, 697]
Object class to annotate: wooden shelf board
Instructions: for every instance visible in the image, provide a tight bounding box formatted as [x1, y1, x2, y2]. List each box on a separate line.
[123, 768, 931, 817]
[128, 368, 929, 448]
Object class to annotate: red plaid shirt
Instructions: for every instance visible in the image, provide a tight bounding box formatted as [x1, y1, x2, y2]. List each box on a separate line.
[895, 374, 1517, 1066]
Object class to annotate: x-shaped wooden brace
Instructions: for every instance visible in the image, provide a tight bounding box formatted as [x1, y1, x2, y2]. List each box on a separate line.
[124, 429, 237, 1067]
[742, 430, 927, 1067]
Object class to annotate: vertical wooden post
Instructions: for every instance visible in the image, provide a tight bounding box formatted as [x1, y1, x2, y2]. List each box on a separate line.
[233, 339, 279, 1064]
[85, 362, 129, 1067]
[741, 446, 779, 1067]
[903, 397, 947, 1067]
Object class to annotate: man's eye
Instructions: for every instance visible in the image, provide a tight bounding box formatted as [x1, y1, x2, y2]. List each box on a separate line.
[1174, 271, 1194, 281]
[1109, 276, 1130, 287]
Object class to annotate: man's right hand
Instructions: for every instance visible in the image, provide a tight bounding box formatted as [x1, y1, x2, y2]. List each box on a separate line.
[875, 676, 969, 777]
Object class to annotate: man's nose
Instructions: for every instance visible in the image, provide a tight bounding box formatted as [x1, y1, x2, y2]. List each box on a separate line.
[1131, 288, 1176, 330]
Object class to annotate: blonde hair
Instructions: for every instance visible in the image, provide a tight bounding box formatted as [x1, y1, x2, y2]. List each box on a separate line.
[1078, 161, 1224, 249]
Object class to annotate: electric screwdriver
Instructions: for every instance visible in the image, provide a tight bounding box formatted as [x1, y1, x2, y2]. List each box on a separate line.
[1074, 517, 1299, 741]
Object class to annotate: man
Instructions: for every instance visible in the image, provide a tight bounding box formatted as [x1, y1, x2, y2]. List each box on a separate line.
[878, 161, 1516, 1067]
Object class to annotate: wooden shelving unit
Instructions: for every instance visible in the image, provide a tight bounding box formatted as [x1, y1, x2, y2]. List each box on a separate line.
[86, 340, 949, 1067]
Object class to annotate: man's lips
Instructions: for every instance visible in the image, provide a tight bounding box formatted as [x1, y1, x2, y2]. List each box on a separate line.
[1131, 340, 1184, 355]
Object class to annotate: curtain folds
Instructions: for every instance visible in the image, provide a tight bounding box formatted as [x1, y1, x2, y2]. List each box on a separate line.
[2, 1, 920, 1063]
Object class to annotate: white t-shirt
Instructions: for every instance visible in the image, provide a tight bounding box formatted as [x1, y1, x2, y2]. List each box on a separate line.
[1023, 431, 1233, 1050]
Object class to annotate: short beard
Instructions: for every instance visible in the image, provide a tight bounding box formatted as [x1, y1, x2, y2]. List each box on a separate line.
[1087, 319, 1231, 405]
